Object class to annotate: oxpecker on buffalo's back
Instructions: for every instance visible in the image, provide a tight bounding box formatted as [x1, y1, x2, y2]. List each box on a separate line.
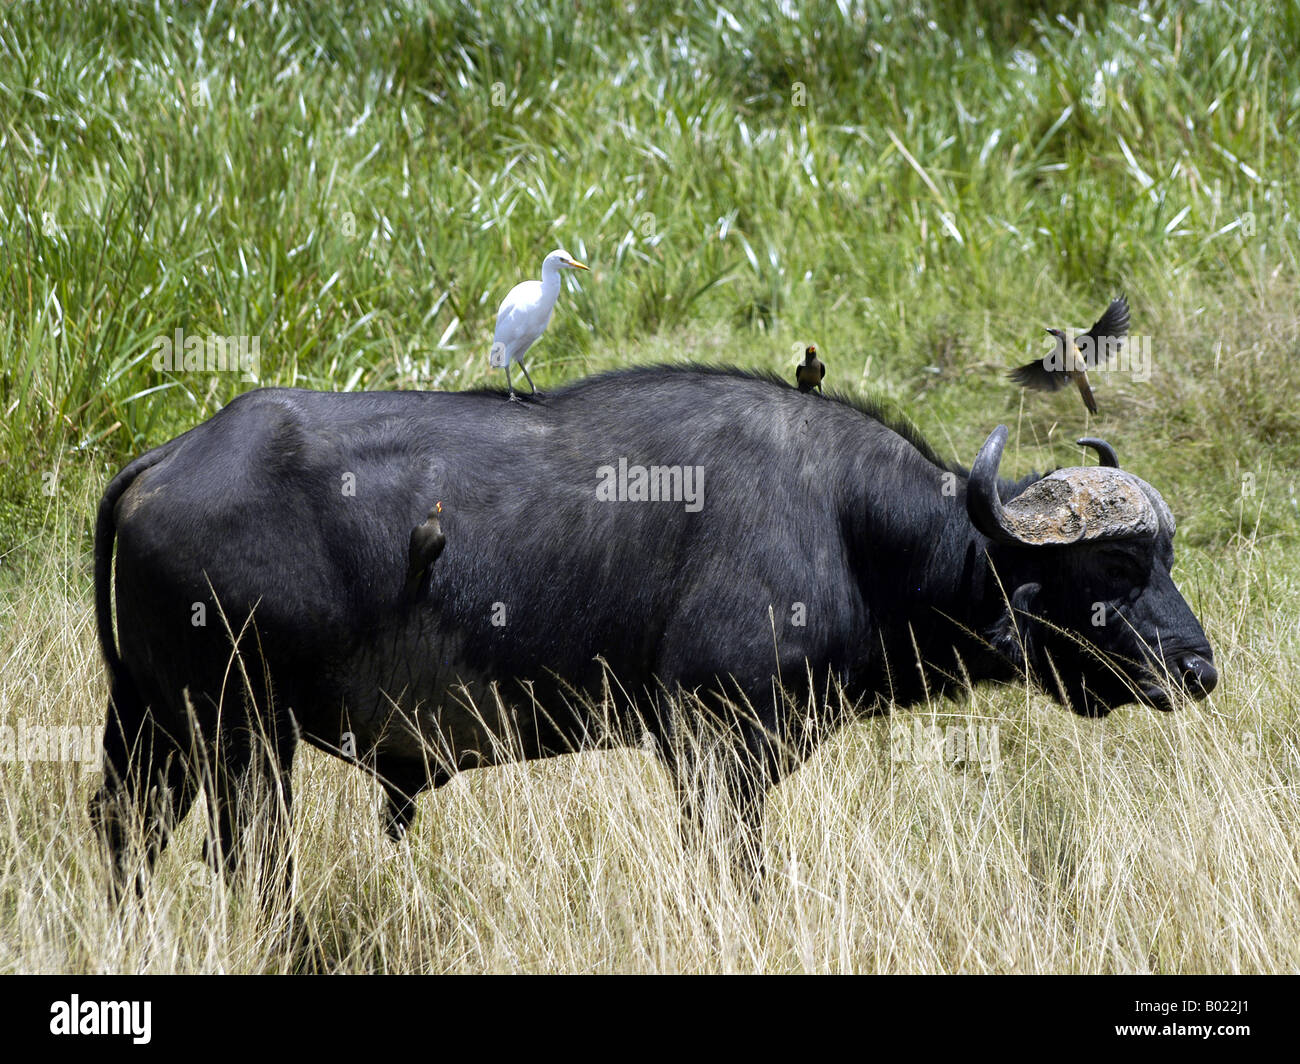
[405, 502, 446, 604]
[796, 345, 825, 394]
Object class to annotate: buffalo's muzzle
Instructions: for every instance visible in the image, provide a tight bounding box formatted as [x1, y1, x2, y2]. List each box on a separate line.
[1177, 652, 1218, 698]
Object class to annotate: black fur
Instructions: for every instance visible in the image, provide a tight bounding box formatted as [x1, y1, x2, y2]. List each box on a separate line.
[90, 364, 1213, 897]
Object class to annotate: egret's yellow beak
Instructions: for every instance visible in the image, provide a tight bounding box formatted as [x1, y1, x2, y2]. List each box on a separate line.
[567, 258, 590, 271]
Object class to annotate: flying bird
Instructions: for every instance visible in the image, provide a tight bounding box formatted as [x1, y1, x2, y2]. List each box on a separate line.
[490, 248, 589, 401]
[405, 502, 446, 603]
[1009, 295, 1130, 414]
[795, 344, 825, 394]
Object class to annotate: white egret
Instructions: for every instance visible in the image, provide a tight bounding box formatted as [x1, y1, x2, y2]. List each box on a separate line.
[490, 248, 589, 401]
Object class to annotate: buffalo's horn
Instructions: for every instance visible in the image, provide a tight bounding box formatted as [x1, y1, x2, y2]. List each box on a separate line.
[1076, 437, 1119, 467]
[1136, 480, 1176, 537]
[966, 425, 1018, 545]
[1077, 437, 1174, 533]
[967, 426, 1162, 546]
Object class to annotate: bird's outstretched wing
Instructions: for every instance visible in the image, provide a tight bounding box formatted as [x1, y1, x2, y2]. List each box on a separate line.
[1008, 360, 1070, 392]
[1078, 295, 1129, 368]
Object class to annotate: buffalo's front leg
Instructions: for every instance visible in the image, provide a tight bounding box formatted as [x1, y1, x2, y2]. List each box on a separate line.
[657, 699, 777, 894]
[375, 757, 453, 841]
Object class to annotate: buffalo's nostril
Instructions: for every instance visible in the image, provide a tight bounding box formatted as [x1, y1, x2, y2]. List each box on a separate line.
[1179, 654, 1218, 697]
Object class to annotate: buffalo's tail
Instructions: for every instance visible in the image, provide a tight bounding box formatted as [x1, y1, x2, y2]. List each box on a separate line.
[94, 444, 176, 677]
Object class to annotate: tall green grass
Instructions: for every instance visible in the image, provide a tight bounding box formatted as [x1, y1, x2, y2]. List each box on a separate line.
[2, 2, 1297, 477]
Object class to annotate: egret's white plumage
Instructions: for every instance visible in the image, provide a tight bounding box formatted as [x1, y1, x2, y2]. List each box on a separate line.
[490, 248, 589, 400]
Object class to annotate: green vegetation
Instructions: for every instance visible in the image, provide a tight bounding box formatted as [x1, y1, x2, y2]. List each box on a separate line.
[0, 0, 1297, 972]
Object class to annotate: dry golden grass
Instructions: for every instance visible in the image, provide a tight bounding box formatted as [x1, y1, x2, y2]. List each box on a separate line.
[2, 476, 1296, 974]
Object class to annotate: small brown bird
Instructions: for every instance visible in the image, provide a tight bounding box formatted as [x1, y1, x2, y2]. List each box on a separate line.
[405, 501, 446, 603]
[796, 345, 825, 394]
[1009, 295, 1130, 414]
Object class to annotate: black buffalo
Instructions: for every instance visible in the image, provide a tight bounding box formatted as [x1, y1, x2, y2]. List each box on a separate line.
[90, 366, 1215, 896]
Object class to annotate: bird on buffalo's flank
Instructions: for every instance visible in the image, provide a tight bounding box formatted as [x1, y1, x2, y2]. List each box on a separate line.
[796, 345, 825, 394]
[405, 501, 446, 604]
[490, 248, 589, 402]
[1009, 295, 1130, 414]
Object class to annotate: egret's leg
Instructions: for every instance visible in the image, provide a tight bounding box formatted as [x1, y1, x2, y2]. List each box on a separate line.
[519, 359, 541, 398]
[505, 363, 522, 403]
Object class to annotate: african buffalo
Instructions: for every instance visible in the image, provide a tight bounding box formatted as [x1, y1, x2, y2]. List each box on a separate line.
[90, 366, 1215, 896]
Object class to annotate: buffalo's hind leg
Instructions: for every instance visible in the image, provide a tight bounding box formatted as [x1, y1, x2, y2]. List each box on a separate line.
[89, 673, 198, 905]
[204, 723, 297, 901]
[201, 690, 323, 970]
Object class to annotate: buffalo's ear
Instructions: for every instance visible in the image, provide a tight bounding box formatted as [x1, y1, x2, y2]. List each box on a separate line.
[988, 582, 1042, 666]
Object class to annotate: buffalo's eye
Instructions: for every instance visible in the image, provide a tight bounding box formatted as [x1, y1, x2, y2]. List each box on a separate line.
[1103, 553, 1146, 586]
